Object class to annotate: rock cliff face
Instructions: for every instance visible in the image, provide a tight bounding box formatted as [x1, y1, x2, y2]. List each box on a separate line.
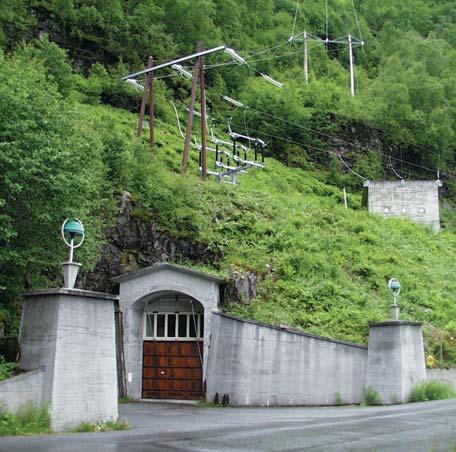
[79, 192, 223, 294]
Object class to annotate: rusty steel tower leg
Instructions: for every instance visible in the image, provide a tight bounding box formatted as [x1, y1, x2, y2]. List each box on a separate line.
[137, 56, 153, 137]
[182, 43, 202, 173]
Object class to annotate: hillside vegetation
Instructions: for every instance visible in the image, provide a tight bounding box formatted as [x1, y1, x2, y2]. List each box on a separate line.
[1, 1, 456, 362]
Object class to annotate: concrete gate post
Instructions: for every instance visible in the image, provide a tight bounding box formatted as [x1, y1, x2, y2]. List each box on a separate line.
[18, 288, 119, 431]
[365, 321, 426, 404]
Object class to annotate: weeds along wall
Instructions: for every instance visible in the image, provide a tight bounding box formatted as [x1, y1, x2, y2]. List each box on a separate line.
[206, 313, 368, 405]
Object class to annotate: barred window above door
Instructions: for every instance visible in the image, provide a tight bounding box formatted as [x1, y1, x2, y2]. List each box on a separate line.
[144, 312, 204, 341]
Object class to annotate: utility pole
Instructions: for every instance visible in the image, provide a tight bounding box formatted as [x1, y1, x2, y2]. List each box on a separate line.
[148, 57, 155, 153]
[182, 43, 202, 173]
[303, 30, 308, 84]
[199, 46, 208, 179]
[137, 56, 153, 137]
[348, 34, 355, 97]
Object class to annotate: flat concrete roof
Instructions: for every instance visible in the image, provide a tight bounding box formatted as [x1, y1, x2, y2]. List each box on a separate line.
[24, 288, 119, 301]
[111, 262, 226, 284]
[369, 320, 422, 327]
[363, 179, 442, 187]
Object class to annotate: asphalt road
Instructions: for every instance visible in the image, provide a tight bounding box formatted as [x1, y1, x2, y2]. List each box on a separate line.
[1, 399, 456, 452]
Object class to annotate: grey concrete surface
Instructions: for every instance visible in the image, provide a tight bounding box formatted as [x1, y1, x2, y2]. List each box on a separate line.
[0, 368, 45, 412]
[2, 400, 456, 451]
[427, 368, 456, 388]
[206, 313, 368, 406]
[365, 321, 426, 404]
[3, 289, 119, 431]
[363, 179, 442, 232]
[113, 263, 223, 399]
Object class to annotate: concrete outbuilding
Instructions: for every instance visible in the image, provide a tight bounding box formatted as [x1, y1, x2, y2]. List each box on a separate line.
[363, 179, 442, 232]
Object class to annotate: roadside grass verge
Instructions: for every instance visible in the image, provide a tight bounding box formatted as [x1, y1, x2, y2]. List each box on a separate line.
[411, 380, 456, 402]
[70, 418, 130, 433]
[118, 395, 137, 404]
[0, 402, 51, 436]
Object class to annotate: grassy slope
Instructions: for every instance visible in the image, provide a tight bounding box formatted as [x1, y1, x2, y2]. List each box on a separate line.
[80, 102, 456, 350]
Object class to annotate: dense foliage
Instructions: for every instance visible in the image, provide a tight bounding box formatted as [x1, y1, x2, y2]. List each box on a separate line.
[2, 1, 456, 176]
[1, 1, 456, 363]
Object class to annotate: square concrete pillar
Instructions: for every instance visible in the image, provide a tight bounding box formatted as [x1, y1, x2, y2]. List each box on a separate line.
[365, 321, 426, 404]
[18, 288, 119, 431]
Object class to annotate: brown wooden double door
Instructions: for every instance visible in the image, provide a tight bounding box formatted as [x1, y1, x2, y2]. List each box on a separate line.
[142, 341, 203, 400]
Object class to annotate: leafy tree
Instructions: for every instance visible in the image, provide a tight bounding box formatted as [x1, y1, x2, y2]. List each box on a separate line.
[0, 49, 104, 333]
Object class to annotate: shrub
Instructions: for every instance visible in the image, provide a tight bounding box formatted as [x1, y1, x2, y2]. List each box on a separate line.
[410, 380, 456, 402]
[0, 358, 16, 381]
[0, 402, 51, 436]
[335, 392, 343, 405]
[362, 386, 383, 406]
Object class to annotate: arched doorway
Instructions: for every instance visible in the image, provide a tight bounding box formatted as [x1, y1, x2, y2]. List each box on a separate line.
[142, 292, 204, 400]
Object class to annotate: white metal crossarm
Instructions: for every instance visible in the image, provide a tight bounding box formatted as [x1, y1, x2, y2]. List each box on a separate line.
[229, 131, 267, 147]
[210, 125, 248, 151]
[192, 138, 218, 153]
[122, 45, 226, 80]
[220, 165, 251, 175]
[289, 32, 364, 46]
[216, 161, 238, 171]
[233, 155, 265, 168]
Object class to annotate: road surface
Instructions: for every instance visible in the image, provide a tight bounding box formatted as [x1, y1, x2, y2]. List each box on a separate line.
[1, 399, 456, 451]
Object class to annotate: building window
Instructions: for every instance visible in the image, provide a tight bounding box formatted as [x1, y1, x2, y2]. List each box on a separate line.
[144, 312, 204, 341]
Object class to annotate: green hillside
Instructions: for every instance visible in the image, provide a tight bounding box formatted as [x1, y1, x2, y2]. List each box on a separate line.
[1, 1, 456, 363]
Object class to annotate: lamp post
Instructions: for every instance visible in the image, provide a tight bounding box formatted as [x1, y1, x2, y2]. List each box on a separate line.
[61, 218, 85, 289]
[388, 278, 401, 321]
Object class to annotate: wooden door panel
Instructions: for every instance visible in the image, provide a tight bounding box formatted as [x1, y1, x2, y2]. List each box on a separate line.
[143, 356, 201, 368]
[143, 342, 168, 355]
[143, 379, 203, 391]
[143, 367, 202, 380]
[142, 341, 203, 400]
[143, 342, 203, 357]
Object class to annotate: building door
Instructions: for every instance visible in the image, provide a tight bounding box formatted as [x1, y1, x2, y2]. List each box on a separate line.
[142, 341, 203, 399]
[142, 300, 204, 400]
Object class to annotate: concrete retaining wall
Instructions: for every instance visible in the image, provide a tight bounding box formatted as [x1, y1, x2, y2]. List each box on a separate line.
[206, 313, 368, 405]
[427, 368, 456, 388]
[0, 368, 45, 412]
